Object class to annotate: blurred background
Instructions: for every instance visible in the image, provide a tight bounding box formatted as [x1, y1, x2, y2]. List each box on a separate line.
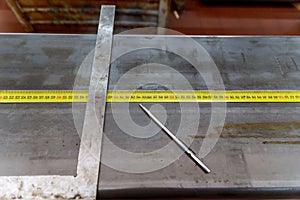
[0, 0, 299, 35]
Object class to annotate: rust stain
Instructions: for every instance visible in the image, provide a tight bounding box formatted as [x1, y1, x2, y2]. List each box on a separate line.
[262, 141, 300, 145]
[190, 121, 300, 139]
[191, 135, 299, 139]
[222, 121, 300, 131]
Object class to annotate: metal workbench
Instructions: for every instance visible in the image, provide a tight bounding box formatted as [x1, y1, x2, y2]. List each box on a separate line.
[0, 6, 300, 199]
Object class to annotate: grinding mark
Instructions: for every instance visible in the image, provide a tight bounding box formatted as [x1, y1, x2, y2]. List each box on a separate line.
[240, 52, 249, 70]
[240, 150, 250, 182]
[241, 52, 247, 64]
[285, 59, 293, 71]
[226, 148, 251, 186]
[262, 141, 300, 145]
[219, 44, 227, 71]
[291, 57, 299, 71]
[274, 57, 285, 76]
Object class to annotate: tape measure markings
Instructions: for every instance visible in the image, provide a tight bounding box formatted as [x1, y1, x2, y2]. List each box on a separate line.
[0, 90, 87, 103]
[0, 90, 300, 103]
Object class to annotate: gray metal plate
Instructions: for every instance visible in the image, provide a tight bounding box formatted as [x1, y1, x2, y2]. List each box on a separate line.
[0, 34, 300, 198]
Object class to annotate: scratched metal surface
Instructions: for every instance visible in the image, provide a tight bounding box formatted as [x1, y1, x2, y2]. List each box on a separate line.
[99, 36, 300, 198]
[0, 34, 95, 176]
[0, 34, 97, 176]
[0, 34, 300, 198]
[0, 5, 115, 199]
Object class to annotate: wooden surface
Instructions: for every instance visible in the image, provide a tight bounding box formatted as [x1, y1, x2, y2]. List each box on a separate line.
[1, 0, 300, 35]
[167, 0, 300, 35]
[0, 1, 24, 32]
[3, 0, 163, 33]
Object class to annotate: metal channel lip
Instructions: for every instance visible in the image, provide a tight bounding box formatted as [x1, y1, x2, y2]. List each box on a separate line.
[0, 32, 97, 37]
[114, 34, 300, 38]
[0, 33, 298, 39]
[100, 187, 300, 199]
[0, 5, 115, 199]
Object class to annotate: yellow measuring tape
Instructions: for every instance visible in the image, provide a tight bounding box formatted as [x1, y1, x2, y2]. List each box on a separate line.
[0, 90, 300, 103]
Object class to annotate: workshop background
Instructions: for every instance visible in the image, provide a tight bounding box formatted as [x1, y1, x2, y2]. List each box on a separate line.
[0, 0, 299, 35]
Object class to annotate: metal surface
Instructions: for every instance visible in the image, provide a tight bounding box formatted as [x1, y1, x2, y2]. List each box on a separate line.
[99, 35, 300, 198]
[139, 104, 211, 173]
[0, 34, 300, 199]
[0, 5, 115, 199]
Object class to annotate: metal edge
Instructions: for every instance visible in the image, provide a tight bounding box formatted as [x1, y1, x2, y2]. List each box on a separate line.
[0, 32, 299, 38]
[113, 35, 300, 38]
[99, 187, 300, 199]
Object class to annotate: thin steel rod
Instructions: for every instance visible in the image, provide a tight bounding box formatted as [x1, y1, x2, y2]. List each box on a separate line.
[139, 104, 211, 173]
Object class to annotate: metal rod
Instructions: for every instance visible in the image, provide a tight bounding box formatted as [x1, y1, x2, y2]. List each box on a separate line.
[139, 104, 211, 173]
